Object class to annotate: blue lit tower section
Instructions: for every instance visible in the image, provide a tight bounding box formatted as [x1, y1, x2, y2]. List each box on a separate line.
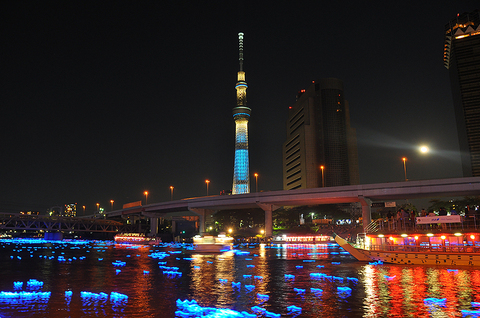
[232, 32, 251, 194]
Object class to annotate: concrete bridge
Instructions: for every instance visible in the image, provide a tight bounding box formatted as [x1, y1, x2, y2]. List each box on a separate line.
[107, 177, 480, 237]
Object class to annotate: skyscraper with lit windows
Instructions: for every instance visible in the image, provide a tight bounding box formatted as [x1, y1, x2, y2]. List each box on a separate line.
[444, 10, 480, 177]
[283, 78, 359, 190]
[232, 32, 251, 194]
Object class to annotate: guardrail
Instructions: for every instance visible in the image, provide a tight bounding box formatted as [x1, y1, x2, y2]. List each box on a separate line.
[366, 215, 480, 233]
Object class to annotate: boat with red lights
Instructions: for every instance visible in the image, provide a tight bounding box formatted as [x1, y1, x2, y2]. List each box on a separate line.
[335, 215, 480, 266]
[114, 233, 160, 245]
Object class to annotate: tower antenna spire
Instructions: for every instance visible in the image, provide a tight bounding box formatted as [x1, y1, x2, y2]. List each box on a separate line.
[232, 32, 250, 195]
[238, 32, 244, 71]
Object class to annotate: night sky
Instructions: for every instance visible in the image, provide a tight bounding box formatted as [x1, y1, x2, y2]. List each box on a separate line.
[2, 1, 478, 214]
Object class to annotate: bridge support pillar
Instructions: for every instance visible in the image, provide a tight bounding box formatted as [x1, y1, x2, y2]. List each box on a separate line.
[358, 196, 372, 232]
[188, 208, 215, 236]
[150, 217, 158, 237]
[256, 203, 280, 237]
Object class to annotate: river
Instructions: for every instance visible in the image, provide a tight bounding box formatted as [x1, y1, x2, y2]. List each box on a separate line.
[1, 238, 480, 317]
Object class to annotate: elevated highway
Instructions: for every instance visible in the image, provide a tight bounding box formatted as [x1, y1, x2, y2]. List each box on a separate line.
[107, 177, 480, 236]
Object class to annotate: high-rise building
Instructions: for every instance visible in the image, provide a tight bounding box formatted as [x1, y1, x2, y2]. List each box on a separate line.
[444, 9, 480, 177]
[232, 32, 251, 194]
[283, 78, 359, 190]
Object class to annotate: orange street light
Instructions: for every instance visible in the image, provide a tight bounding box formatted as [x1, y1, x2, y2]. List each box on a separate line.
[96, 203, 99, 211]
[320, 165, 325, 187]
[170, 186, 174, 201]
[254, 173, 259, 192]
[402, 157, 407, 181]
[110, 200, 114, 211]
[144, 191, 149, 205]
[205, 180, 210, 196]
[82, 205, 86, 215]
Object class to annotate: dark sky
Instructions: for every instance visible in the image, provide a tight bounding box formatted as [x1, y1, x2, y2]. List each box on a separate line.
[2, 1, 478, 214]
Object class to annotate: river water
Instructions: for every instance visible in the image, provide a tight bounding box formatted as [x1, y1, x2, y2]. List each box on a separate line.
[1, 238, 480, 317]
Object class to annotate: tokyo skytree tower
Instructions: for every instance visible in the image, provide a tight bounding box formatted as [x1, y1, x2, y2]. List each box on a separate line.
[232, 32, 251, 194]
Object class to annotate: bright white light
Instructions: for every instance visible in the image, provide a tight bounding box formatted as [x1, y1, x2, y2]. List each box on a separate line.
[420, 146, 429, 153]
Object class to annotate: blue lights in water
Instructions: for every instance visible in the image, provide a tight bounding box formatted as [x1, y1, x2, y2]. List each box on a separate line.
[424, 298, 447, 306]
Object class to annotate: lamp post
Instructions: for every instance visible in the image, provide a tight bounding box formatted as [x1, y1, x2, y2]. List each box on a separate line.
[96, 203, 99, 211]
[110, 200, 114, 211]
[170, 186, 174, 200]
[402, 157, 407, 181]
[205, 180, 210, 196]
[82, 205, 85, 216]
[254, 173, 258, 192]
[144, 191, 149, 205]
[320, 165, 325, 187]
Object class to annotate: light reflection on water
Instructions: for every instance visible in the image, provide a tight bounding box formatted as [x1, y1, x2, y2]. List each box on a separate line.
[2, 240, 480, 317]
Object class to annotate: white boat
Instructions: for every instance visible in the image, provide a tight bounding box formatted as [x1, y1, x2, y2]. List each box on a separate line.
[192, 234, 233, 252]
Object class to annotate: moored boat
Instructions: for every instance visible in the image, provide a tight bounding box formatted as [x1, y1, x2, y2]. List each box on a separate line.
[335, 215, 480, 266]
[114, 233, 160, 245]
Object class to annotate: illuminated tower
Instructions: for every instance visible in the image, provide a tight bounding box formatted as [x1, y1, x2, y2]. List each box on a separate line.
[232, 32, 251, 194]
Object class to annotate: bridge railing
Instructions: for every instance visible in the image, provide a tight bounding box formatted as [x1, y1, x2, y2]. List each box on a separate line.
[366, 215, 480, 233]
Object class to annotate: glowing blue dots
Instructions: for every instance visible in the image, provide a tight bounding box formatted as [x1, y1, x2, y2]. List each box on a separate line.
[254, 276, 263, 280]
[13, 282, 23, 290]
[295, 266, 303, 269]
[424, 298, 446, 306]
[294, 288, 305, 294]
[243, 275, 252, 279]
[98, 258, 103, 261]
[232, 282, 241, 288]
[284, 274, 295, 280]
[112, 260, 126, 267]
[116, 269, 121, 274]
[331, 262, 340, 265]
[27, 279, 44, 288]
[193, 266, 200, 269]
[246, 264, 255, 268]
[311, 288, 323, 295]
[219, 279, 228, 284]
[303, 260, 315, 262]
[245, 285, 255, 291]
[347, 277, 359, 283]
[287, 305, 302, 314]
[316, 265, 325, 268]
[64, 290, 73, 297]
[143, 270, 149, 275]
[257, 293, 269, 300]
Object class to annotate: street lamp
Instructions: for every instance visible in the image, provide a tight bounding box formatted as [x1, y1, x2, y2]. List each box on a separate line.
[320, 165, 325, 187]
[96, 203, 99, 211]
[82, 205, 86, 215]
[205, 180, 210, 196]
[402, 157, 407, 181]
[110, 200, 114, 211]
[254, 173, 258, 192]
[170, 186, 174, 201]
[144, 191, 149, 205]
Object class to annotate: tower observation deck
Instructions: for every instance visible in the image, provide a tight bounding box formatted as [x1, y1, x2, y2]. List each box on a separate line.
[232, 32, 251, 194]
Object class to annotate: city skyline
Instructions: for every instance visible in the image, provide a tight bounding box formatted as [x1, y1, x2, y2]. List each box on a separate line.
[2, 2, 478, 213]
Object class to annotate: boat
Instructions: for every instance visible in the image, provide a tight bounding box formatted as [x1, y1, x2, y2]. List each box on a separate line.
[192, 234, 233, 253]
[335, 214, 480, 266]
[272, 234, 333, 244]
[114, 233, 160, 245]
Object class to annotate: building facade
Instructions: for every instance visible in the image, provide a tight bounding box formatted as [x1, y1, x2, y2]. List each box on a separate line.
[283, 78, 359, 190]
[232, 32, 251, 194]
[444, 9, 480, 177]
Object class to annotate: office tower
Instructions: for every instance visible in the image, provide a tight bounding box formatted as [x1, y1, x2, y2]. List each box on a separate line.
[232, 32, 251, 194]
[444, 9, 480, 177]
[283, 78, 359, 190]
